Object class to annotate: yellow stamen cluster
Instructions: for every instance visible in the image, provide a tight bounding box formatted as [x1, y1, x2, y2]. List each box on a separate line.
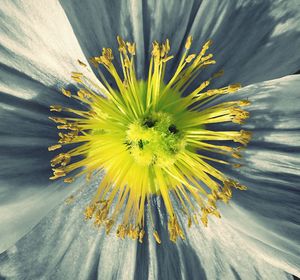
[49, 35, 251, 244]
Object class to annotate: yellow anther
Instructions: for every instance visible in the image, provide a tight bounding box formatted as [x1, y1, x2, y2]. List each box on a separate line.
[94, 211, 102, 227]
[235, 130, 252, 146]
[61, 88, 72, 97]
[51, 153, 64, 166]
[77, 89, 91, 99]
[57, 123, 78, 131]
[202, 60, 216, 66]
[235, 184, 247, 190]
[116, 225, 126, 239]
[64, 177, 74, 183]
[200, 39, 213, 56]
[185, 35, 193, 49]
[239, 100, 251, 106]
[105, 219, 114, 234]
[61, 156, 71, 167]
[185, 54, 196, 63]
[127, 42, 136, 55]
[48, 144, 62, 151]
[230, 108, 250, 124]
[50, 105, 62, 112]
[129, 226, 139, 240]
[52, 168, 66, 178]
[117, 36, 126, 53]
[102, 48, 114, 61]
[58, 132, 77, 144]
[201, 53, 213, 62]
[96, 48, 114, 66]
[139, 229, 145, 243]
[49, 117, 67, 124]
[51, 153, 70, 167]
[151, 41, 161, 58]
[228, 83, 242, 92]
[153, 231, 161, 244]
[85, 205, 96, 220]
[226, 179, 247, 191]
[168, 216, 185, 242]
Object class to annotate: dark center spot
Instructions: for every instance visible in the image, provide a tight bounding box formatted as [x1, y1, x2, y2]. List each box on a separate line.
[143, 119, 156, 128]
[168, 124, 178, 134]
[138, 139, 144, 149]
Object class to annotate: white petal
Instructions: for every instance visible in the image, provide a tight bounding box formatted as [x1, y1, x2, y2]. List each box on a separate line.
[0, 181, 293, 280]
[0, 0, 98, 88]
[0, 179, 137, 280]
[188, 0, 300, 86]
[0, 71, 86, 253]
[154, 200, 293, 279]
[0, 0, 108, 250]
[218, 75, 300, 276]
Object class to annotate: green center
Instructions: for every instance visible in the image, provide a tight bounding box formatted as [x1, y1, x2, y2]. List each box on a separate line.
[125, 112, 185, 167]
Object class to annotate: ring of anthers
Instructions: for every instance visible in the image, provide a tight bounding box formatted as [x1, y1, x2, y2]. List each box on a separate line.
[49, 35, 251, 244]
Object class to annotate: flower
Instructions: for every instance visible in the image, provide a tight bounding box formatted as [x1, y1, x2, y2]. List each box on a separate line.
[49, 35, 251, 243]
[0, 0, 300, 279]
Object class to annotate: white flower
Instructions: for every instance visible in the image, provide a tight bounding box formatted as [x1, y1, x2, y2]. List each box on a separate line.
[0, 0, 300, 279]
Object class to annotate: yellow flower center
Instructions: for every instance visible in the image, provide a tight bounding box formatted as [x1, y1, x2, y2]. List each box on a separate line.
[49, 35, 251, 244]
[126, 108, 185, 169]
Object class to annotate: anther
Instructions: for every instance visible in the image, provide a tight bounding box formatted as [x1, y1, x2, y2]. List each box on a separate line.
[48, 144, 62, 151]
[153, 231, 161, 244]
[61, 88, 72, 97]
[50, 105, 62, 112]
[185, 35, 193, 49]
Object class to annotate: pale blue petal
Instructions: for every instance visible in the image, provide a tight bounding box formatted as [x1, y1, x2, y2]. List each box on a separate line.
[0, 180, 292, 280]
[0, 0, 95, 88]
[217, 75, 300, 277]
[187, 0, 300, 86]
[60, 0, 300, 85]
[0, 0, 103, 252]
[0, 65, 84, 253]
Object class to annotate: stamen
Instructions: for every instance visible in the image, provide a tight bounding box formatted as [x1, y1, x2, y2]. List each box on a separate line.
[48, 144, 62, 151]
[49, 35, 251, 243]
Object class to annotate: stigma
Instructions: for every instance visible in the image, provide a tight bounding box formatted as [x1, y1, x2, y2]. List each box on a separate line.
[49, 35, 251, 243]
